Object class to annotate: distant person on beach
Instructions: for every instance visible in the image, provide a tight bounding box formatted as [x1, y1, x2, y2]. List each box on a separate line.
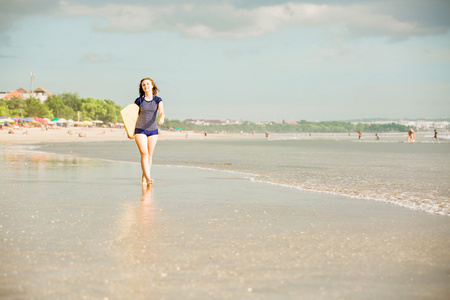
[408, 129, 415, 142]
[433, 129, 438, 140]
[375, 133, 380, 140]
[133, 77, 165, 187]
[358, 130, 362, 140]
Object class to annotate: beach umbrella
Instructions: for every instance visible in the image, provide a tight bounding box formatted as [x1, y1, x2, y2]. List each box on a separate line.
[58, 118, 67, 123]
[51, 118, 59, 122]
[24, 117, 34, 122]
[92, 120, 103, 127]
[64, 119, 73, 127]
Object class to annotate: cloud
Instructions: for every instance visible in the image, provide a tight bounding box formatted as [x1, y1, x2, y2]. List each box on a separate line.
[0, 0, 59, 14]
[1, 0, 449, 41]
[0, 0, 59, 32]
[56, 1, 449, 41]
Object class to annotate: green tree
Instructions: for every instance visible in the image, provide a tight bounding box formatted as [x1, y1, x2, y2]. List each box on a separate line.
[45, 93, 122, 122]
[99, 99, 122, 123]
[0, 100, 10, 116]
[4, 97, 23, 116]
[80, 98, 107, 121]
[47, 95, 76, 119]
[61, 92, 82, 112]
[24, 97, 53, 118]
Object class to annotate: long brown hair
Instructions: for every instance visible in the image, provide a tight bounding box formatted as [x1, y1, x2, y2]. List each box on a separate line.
[139, 78, 160, 97]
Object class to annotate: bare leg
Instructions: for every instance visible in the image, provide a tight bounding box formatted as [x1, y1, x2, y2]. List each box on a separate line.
[135, 134, 152, 185]
[146, 135, 159, 185]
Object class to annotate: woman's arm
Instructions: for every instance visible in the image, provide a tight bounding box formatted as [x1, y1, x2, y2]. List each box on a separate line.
[157, 102, 165, 125]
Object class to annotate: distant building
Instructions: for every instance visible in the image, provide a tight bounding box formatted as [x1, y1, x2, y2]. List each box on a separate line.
[223, 119, 242, 125]
[16, 88, 28, 94]
[0, 87, 52, 102]
[33, 87, 52, 101]
[1, 90, 26, 100]
[184, 119, 242, 126]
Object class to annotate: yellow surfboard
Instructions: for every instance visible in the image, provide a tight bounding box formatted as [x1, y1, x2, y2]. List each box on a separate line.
[120, 103, 139, 139]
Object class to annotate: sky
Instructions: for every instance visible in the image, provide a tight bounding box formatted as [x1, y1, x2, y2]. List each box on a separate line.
[0, 0, 449, 122]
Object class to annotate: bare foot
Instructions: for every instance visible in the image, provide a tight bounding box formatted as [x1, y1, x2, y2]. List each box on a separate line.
[142, 178, 154, 186]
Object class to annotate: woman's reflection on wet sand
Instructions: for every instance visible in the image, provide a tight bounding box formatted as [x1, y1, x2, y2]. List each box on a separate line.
[108, 186, 164, 296]
[140, 186, 154, 225]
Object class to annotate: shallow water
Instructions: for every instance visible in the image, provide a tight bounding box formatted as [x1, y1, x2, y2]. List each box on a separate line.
[32, 133, 450, 215]
[1, 145, 449, 299]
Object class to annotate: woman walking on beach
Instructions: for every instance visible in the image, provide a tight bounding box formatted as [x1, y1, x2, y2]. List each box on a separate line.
[133, 77, 165, 186]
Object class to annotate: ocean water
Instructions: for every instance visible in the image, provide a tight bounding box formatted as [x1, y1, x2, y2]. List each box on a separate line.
[31, 132, 450, 216]
[1, 137, 449, 299]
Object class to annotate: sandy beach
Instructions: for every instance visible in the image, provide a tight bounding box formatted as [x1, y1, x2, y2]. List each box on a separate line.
[0, 126, 258, 144]
[1, 129, 449, 299]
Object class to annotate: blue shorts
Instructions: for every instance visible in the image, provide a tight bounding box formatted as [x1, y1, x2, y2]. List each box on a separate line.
[135, 128, 159, 136]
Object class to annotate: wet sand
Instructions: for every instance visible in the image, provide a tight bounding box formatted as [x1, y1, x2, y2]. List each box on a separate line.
[0, 144, 449, 299]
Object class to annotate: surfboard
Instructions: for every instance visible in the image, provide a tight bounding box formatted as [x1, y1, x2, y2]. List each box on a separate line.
[120, 103, 139, 139]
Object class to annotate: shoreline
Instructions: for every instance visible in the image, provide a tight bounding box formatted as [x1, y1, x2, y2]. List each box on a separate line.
[7, 139, 449, 217]
[3, 129, 448, 217]
[0, 126, 265, 144]
[1, 126, 445, 144]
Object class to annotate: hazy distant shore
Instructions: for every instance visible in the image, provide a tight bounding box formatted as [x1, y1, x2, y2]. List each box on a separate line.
[1, 126, 446, 145]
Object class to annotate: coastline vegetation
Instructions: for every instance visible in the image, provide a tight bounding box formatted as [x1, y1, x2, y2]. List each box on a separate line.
[1, 93, 412, 133]
[0, 92, 122, 123]
[162, 119, 411, 133]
